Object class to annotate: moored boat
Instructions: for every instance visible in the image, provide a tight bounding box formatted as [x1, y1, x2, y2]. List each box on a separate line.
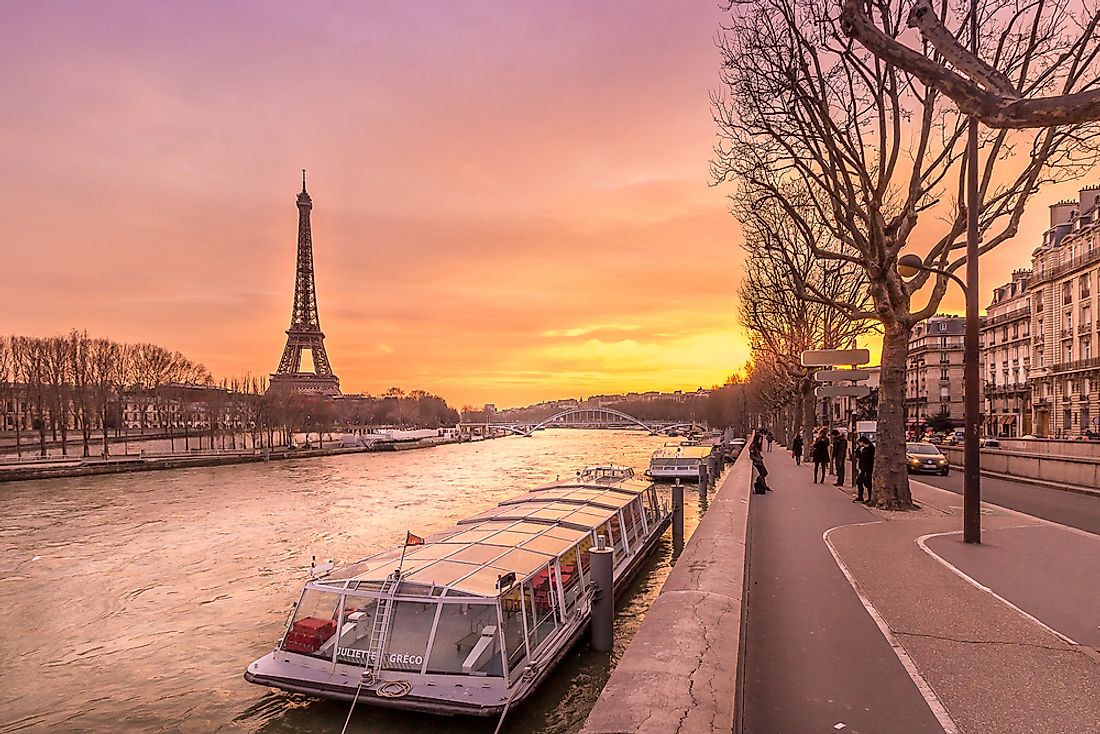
[244, 465, 670, 716]
[646, 444, 714, 480]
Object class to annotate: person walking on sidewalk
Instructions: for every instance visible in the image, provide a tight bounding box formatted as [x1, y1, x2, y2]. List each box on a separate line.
[791, 434, 804, 465]
[766, 431, 774, 452]
[855, 435, 875, 502]
[811, 430, 830, 484]
[831, 430, 848, 487]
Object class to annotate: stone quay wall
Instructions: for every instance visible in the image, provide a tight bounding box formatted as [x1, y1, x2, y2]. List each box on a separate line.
[580, 441, 753, 734]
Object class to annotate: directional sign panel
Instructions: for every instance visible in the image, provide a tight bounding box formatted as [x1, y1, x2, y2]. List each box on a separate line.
[815, 385, 871, 398]
[814, 368, 871, 382]
[801, 349, 870, 367]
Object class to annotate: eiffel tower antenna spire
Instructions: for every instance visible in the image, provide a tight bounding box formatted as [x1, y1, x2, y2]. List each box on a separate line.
[268, 173, 340, 396]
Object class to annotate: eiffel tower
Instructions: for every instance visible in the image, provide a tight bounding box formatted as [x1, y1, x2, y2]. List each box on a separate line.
[269, 172, 341, 396]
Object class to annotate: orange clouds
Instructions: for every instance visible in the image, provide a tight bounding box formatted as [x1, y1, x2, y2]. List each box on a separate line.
[1, 2, 746, 407]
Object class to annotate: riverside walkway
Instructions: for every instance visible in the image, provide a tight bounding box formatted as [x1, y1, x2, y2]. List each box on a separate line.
[743, 451, 1100, 734]
[582, 446, 1100, 734]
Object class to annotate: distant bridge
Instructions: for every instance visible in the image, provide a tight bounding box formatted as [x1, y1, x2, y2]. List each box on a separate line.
[461, 406, 702, 438]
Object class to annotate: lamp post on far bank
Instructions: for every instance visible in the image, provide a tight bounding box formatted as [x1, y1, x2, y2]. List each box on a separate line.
[898, 253, 981, 545]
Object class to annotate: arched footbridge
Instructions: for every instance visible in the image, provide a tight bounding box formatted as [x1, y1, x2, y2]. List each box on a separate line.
[462, 407, 701, 437]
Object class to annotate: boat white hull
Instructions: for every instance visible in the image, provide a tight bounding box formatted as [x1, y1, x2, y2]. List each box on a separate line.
[245, 514, 671, 716]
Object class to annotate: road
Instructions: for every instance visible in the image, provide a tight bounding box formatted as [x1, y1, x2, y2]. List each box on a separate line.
[915, 471, 1100, 536]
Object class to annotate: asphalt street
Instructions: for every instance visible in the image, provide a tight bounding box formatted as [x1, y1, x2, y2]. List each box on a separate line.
[915, 470, 1100, 536]
[740, 454, 946, 734]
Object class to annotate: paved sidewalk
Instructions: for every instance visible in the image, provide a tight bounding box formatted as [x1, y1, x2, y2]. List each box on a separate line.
[741, 452, 946, 733]
[827, 476, 1100, 734]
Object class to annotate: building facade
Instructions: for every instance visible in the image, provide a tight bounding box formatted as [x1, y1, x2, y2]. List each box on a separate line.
[1028, 187, 1100, 438]
[905, 315, 970, 432]
[981, 270, 1032, 437]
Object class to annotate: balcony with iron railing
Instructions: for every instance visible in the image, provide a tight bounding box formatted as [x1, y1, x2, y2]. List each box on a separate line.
[981, 306, 1032, 329]
[1032, 245, 1100, 284]
[1050, 356, 1100, 373]
[1079, 322, 1094, 335]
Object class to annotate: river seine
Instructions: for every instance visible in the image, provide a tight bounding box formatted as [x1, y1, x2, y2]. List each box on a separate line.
[0, 430, 708, 734]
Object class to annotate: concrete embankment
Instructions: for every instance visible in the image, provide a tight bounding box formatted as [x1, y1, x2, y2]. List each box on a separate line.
[581, 442, 753, 734]
[939, 443, 1100, 497]
[0, 439, 454, 483]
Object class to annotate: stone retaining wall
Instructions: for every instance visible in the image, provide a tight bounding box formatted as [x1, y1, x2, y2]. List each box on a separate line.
[580, 442, 753, 734]
[939, 444, 1100, 491]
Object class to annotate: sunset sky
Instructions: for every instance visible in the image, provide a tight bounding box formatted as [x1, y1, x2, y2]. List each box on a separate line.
[2, 2, 1096, 408]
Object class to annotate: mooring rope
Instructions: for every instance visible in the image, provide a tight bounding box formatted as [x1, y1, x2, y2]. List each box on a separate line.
[492, 663, 539, 734]
[339, 670, 372, 734]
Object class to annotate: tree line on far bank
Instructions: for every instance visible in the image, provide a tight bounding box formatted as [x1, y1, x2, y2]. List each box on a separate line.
[0, 331, 459, 458]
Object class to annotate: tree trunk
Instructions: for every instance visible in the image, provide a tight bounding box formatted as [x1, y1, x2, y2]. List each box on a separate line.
[800, 379, 815, 462]
[36, 397, 47, 457]
[101, 404, 109, 457]
[81, 402, 91, 457]
[873, 321, 915, 510]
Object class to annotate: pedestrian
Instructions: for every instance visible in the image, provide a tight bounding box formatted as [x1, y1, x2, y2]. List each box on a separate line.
[766, 431, 774, 452]
[811, 429, 830, 484]
[750, 434, 771, 494]
[855, 435, 875, 503]
[831, 430, 848, 486]
[791, 434, 804, 465]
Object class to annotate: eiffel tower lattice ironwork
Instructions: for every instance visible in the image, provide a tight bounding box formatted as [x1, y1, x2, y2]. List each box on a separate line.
[269, 171, 341, 396]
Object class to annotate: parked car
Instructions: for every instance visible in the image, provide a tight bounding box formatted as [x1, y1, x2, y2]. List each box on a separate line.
[979, 438, 1001, 448]
[906, 442, 950, 475]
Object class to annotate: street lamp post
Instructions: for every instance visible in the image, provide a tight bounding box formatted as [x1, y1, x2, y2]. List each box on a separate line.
[898, 253, 981, 545]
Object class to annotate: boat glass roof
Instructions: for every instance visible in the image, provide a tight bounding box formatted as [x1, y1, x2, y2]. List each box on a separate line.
[313, 469, 651, 598]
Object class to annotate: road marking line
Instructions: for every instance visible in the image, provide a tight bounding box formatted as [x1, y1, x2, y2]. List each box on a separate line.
[823, 523, 959, 734]
[916, 530, 1080, 647]
[910, 478, 1100, 540]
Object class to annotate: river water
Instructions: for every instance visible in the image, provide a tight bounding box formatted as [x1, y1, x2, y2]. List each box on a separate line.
[0, 430, 709, 734]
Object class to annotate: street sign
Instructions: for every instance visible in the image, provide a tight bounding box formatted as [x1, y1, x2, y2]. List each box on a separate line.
[815, 385, 871, 398]
[800, 348, 870, 367]
[814, 368, 871, 382]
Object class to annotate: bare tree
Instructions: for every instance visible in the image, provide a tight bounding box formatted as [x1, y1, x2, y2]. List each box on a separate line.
[8, 336, 27, 458]
[69, 330, 94, 457]
[89, 338, 121, 457]
[41, 336, 74, 455]
[737, 196, 876, 460]
[841, 0, 1100, 128]
[0, 337, 11, 454]
[15, 338, 50, 457]
[713, 0, 1100, 508]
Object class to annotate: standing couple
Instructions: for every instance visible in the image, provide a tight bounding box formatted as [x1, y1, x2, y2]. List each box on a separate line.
[810, 429, 846, 485]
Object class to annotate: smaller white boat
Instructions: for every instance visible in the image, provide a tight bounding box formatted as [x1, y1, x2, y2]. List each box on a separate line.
[646, 444, 713, 480]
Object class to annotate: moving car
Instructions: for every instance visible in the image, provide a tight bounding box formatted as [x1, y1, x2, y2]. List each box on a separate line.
[906, 442, 950, 475]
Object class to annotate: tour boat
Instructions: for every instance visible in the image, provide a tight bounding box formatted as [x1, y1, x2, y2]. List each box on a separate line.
[646, 444, 714, 480]
[244, 465, 671, 716]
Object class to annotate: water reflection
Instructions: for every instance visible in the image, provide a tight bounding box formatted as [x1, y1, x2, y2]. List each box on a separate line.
[0, 431, 704, 734]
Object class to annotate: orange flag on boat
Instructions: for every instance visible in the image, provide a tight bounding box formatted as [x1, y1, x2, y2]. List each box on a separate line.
[405, 531, 425, 546]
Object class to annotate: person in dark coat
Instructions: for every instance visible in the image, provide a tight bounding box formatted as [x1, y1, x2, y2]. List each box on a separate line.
[855, 435, 875, 502]
[811, 430, 830, 484]
[750, 434, 771, 493]
[791, 435, 804, 465]
[831, 430, 848, 487]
